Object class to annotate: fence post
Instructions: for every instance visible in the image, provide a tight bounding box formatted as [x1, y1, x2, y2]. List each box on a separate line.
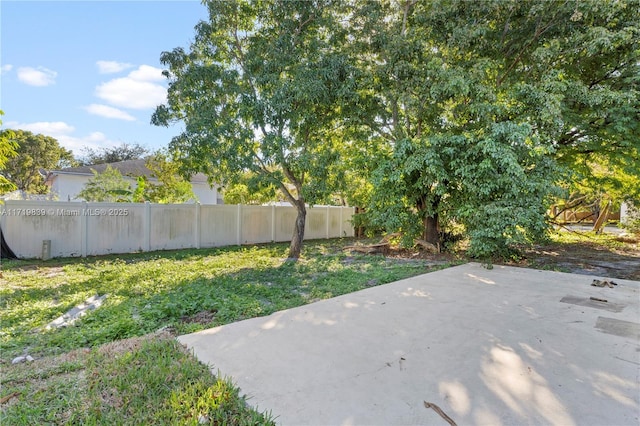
[340, 206, 344, 237]
[324, 206, 330, 239]
[271, 205, 276, 242]
[81, 201, 88, 257]
[236, 204, 242, 245]
[195, 202, 201, 249]
[144, 202, 151, 252]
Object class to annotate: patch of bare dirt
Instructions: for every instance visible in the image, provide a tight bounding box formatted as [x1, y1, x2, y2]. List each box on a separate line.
[516, 240, 640, 281]
[99, 387, 124, 410]
[181, 310, 217, 325]
[384, 247, 459, 263]
[1, 347, 90, 380]
[347, 234, 639, 280]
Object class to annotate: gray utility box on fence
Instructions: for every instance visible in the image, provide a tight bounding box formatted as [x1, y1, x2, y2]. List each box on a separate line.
[42, 240, 51, 260]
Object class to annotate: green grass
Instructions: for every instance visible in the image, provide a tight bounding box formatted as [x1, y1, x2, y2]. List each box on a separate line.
[549, 227, 635, 250]
[1, 238, 457, 424]
[1, 332, 274, 425]
[0, 239, 453, 358]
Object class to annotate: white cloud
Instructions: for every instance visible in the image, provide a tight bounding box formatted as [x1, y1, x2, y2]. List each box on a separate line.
[4, 121, 118, 154]
[1, 64, 13, 74]
[7, 121, 75, 135]
[17, 66, 57, 86]
[128, 65, 165, 82]
[85, 104, 136, 121]
[95, 65, 166, 110]
[96, 60, 133, 74]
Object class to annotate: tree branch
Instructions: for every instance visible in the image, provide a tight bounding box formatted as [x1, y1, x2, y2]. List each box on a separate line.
[401, 0, 418, 36]
[230, 8, 270, 139]
[497, 3, 566, 86]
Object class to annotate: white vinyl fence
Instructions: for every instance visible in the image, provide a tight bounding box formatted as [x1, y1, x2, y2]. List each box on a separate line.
[1, 200, 354, 259]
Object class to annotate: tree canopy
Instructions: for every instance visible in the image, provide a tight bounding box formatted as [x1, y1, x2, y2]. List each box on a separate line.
[143, 152, 197, 203]
[153, 0, 355, 258]
[80, 142, 148, 166]
[0, 111, 18, 193]
[222, 171, 278, 205]
[350, 0, 639, 256]
[1, 129, 75, 194]
[154, 0, 639, 258]
[76, 154, 196, 204]
[77, 166, 135, 203]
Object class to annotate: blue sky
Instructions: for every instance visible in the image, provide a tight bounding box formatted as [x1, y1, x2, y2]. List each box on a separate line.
[1, 0, 209, 158]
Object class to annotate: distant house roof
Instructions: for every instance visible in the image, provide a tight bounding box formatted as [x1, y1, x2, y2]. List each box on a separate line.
[51, 159, 210, 184]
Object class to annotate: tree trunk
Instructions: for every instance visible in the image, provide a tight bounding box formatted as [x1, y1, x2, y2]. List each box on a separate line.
[288, 201, 307, 259]
[423, 213, 439, 247]
[417, 196, 440, 248]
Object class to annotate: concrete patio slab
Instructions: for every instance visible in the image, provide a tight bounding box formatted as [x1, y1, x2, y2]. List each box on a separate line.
[178, 263, 640, 425]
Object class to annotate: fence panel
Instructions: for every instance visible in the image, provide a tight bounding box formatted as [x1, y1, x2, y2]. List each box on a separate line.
[1, 201, 84, 257]
[273, 207, 296, 242]
[199, 205, 240, 247]
[1, 200, 355, 259]
[328, 207, 343, 238]
[149, 204, 196, 251]
[84, 203, 146, 255]
[305, 208, 328, 240]
[241, 205, 273, 244]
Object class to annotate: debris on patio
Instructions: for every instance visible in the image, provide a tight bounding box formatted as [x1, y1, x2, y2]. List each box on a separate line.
[591, 279, 618, 288]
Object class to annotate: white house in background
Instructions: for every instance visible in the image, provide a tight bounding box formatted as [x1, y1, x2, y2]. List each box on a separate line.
[620, 201, 638, 225]
[44, 159, 223, 204]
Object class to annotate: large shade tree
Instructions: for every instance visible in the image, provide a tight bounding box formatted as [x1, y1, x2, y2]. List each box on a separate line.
[1, 130, 75, 194]
[153, 0, 355, 258]
[350, 0, 639, 257]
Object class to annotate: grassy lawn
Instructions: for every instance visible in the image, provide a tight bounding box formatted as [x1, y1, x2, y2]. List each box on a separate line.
[1, 238, 458, 425]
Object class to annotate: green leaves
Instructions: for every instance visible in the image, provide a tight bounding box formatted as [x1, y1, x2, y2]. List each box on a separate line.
[144, 152, 197, 204]
[79, 142, 148, 166]
[154, 0, 358, 257]
[77, 166, 134, 202]
[1, 129, 75, 194]
[76, 155, 197, 204]
[0, 111, 18, 193]
[153, 0, 638, 258]
[351, 0, 639, 257]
